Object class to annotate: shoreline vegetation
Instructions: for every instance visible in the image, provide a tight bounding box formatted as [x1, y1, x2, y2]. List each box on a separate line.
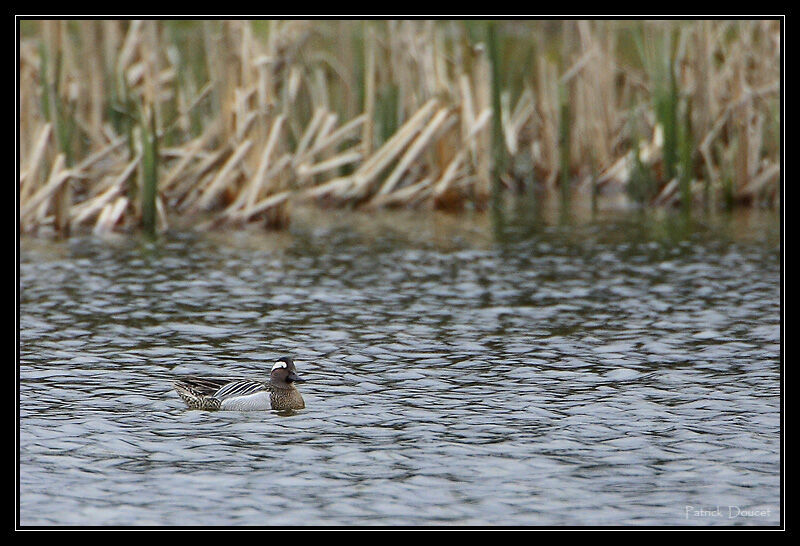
[18, 20, 781, 237]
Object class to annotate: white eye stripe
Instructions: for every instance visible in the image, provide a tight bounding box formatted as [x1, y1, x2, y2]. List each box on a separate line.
[272, 361, 288, 371]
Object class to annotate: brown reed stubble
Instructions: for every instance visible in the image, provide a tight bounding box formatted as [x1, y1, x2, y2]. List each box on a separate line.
[18, 20, 781, 236]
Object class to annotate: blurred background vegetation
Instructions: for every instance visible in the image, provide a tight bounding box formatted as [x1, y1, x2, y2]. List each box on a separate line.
[18, 20, 781, 237]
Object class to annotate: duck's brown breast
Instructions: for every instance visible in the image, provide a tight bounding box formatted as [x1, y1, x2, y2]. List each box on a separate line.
[270, 386, 305, 410]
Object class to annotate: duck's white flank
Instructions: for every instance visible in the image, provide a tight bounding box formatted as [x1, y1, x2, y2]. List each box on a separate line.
[219, 391, 272, 411]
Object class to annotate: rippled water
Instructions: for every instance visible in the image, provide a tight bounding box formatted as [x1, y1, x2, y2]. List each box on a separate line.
[19, 206, 781, 526]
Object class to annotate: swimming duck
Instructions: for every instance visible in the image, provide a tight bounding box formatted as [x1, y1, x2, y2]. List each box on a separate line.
[173, 356, 306, 411]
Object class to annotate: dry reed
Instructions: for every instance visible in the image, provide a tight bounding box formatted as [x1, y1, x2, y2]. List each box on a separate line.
[17, 19, 781, 236]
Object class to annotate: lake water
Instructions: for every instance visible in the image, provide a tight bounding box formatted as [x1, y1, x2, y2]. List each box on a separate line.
[18, 204, 782, 526]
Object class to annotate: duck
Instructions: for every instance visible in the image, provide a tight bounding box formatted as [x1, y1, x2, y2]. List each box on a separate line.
[173, 356, 306, 411]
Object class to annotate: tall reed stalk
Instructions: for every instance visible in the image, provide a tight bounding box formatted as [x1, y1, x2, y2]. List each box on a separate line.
[558, 82, 571, 206]
[140, 106, 158, 235]
[487, 21, 506, 197]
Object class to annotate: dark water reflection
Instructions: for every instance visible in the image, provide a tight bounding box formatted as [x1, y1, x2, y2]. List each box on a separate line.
[19, 205, 781, 526]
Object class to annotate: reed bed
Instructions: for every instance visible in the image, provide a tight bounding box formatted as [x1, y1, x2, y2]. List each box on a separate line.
[18, 20, 781, 236]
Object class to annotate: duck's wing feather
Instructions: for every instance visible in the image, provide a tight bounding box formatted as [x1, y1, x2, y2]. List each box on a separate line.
[211, 379, 269, 401]
[173, 377, 229, 397]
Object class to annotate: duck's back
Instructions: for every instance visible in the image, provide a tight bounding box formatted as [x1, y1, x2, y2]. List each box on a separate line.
[173, 377, 270, 411]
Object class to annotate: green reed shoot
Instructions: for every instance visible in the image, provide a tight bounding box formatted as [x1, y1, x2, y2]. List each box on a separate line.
[141, 106, 159, 235]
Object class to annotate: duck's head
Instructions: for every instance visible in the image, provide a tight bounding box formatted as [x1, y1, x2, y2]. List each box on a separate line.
[270, 356, 305, 388]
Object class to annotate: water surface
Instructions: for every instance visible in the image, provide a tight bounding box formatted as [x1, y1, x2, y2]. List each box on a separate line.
[19, 206, 781, 526]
